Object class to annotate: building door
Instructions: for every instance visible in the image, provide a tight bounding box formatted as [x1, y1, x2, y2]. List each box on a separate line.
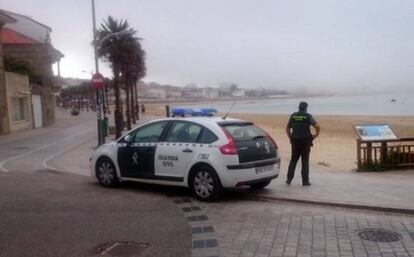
[31, 95, 42, 128]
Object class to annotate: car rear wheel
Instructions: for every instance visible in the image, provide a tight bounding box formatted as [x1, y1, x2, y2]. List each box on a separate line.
[250, 179, 272, 189]
[96, 157, 119, 187]
[190, 165, 222, 202]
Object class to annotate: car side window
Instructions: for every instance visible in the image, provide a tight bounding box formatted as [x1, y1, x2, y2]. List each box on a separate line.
[133, 121, 168, 142]
[165, 121, 202, 143]
[198, 128, 219, 144]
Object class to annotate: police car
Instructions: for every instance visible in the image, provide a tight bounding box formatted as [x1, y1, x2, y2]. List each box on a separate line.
[90, 116, 281, 201]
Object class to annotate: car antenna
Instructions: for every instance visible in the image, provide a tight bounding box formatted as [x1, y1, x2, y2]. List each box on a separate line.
[222, 100, 236, 120]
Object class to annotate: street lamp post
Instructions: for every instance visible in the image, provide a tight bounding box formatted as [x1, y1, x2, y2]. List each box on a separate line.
[91, 0, 105, 146]
[90, 0, 135, 145]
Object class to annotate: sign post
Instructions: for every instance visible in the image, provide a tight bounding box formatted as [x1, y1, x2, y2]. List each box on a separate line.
[92, 72, 105, 89]
[91, 0, 104, 146]
[91, 72, 105, 145]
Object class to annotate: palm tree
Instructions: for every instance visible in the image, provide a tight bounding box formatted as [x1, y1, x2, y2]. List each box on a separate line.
[120, 42, 146, 129]
[96, 16, 141, 138]
[132, 45, 146, 123]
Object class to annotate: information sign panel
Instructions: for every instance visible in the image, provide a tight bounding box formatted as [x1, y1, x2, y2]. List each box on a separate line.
[354, 124, 398, 141]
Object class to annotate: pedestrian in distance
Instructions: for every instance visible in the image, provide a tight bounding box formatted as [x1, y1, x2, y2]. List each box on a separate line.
[285, 101, 320, 186]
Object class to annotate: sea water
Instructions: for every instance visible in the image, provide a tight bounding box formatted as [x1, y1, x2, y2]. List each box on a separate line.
[199, 93, 414, 116]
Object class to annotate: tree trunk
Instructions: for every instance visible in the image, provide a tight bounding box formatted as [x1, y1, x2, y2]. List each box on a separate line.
[105, 87, 111, 114]
[119, 82, 124, 131]
[77, 93, 81, 110]
[135, 82, 140, 120]
[126, 76, 131, 130]
[120, 93, 124, 131]
[113, 70, 122, 139]
[131, 81, 135, 124]
[131, 80, 137, 124]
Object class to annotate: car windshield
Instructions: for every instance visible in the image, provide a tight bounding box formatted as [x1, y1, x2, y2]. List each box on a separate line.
[221, 123, 267, 142]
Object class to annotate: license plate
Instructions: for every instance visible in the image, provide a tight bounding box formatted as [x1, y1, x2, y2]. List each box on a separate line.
[255, 164, 274, 174]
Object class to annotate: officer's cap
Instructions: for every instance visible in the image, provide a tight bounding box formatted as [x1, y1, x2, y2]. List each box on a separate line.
[298, 101, 308, 111]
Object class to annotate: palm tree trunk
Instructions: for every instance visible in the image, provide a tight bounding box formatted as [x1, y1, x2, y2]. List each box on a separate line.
[105, 87, 111, 114]
[77, 93, 81, 110]
[120, 95, 124, 130]
[131, 81, 135, 124]
[113, 70, 122, 139]
[131, 80, 136, 124]
[126, 77, 131, 130]
[135, 82, 139, 120]
[119, 82, 124, 131]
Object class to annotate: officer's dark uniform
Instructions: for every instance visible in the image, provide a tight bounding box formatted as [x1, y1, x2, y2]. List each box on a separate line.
[286, 108, 317, 185]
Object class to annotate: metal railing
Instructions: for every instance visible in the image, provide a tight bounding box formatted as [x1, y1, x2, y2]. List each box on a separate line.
[357, 137, 414, 170]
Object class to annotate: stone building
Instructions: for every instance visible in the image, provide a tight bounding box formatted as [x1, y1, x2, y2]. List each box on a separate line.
[0, 11, 16, 134]
[0, 9, 63, 134]
[3, 72, 33, 133]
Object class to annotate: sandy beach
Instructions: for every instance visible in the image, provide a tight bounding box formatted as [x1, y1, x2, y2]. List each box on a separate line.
[144, 103, 414, 171]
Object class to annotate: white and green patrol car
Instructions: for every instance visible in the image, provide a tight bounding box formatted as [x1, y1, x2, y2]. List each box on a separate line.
[90, 117, 281, 201]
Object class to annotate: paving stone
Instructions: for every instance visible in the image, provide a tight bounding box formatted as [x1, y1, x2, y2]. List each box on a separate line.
[187, 215, 208, 222]
[192, 240, 205, 249]
[192, 227, 203, 234]
[206, 239, 218, 248]
[182, 207, 192, 212]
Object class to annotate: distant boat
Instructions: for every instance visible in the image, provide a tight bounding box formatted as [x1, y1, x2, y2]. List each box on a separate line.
[390, 98, 397, 102]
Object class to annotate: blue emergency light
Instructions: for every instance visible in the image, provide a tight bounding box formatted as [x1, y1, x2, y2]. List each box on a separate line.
[171, 107, 217, 117]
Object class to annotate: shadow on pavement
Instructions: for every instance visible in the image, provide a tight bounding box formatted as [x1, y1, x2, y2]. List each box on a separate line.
[100, 180, 265, 204]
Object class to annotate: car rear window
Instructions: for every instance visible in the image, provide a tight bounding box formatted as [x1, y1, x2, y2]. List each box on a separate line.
[221, 123, 267, 142]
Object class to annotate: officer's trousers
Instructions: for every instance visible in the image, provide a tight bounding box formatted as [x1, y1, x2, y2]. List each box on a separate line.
[287, 138, 312, 184]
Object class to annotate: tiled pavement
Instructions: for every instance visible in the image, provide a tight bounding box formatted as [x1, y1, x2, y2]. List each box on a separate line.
[174, 197, 414, 257]
[175, 198, 220, 257]
[16, 110, 413, 257]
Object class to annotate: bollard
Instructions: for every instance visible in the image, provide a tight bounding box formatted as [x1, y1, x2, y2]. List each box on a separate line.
[166, 105, 170, 117]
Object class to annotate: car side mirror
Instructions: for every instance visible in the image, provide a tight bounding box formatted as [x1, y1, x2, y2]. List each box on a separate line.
[123, 134, 133, 143]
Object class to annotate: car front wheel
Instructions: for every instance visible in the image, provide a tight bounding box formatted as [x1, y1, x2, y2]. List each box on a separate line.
[190, 165, 222, 202]
[96, 157, 119, 187]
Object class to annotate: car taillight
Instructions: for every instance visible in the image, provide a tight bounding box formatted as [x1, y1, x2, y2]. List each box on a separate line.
[266, 133, 278, 149]
[220, 127, 238, 155]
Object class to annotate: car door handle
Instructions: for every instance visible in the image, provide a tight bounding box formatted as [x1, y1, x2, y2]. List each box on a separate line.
[182, 148, 193, 153]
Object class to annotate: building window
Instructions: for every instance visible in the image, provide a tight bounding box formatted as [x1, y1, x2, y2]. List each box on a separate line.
[12, 98, 26, 121]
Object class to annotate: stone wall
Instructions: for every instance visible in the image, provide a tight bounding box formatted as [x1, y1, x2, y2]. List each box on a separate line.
[3, 43, 57, 127]
[5, 72, 32, 133]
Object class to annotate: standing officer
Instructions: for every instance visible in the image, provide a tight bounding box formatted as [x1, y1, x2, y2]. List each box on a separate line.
[285, 101, 320, 186]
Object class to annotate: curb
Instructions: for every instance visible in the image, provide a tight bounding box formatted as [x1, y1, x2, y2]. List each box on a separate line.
[250, 195, 414, 215]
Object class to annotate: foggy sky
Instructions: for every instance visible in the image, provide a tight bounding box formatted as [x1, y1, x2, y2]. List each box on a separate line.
[2, 0, 414, 93]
